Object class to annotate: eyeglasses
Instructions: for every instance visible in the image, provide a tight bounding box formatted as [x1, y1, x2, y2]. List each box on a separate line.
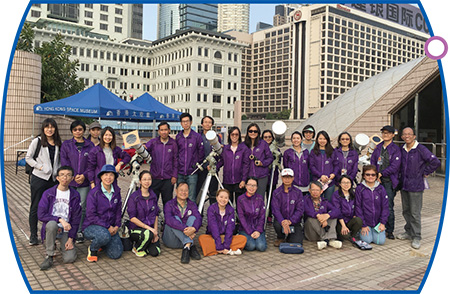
[402, 133, 414, 137]
[364, 173, 377, 177]
[181, 119, 191, 124]
[72, 127, 84, 132]
[248, 130, 259, 134]
[57, 173, 73, 178]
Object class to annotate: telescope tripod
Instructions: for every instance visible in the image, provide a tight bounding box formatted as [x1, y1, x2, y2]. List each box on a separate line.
[265, 144, 283, 228]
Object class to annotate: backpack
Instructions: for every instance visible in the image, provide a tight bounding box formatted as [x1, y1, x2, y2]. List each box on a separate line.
[25, 138, 41, 175]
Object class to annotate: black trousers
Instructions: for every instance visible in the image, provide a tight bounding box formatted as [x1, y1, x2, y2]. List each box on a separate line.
[150, 178, 174, 207]
[223, 183, 245, 208]
[273, 219, 303, 244]
[129, 228, 161, 257]
[29, 174, 56, 237]
[196, 168, 219, 204]
[336, 217, 363, 241]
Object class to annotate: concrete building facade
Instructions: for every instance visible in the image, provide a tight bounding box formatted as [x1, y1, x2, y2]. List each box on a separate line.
[218, 4, 250, 33]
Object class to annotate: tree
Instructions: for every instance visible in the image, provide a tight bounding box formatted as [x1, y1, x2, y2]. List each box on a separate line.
[266, 113, 274, 120]
[277, 108, 291, 120]
[34, 33, 85, 102]
[16, 23, 34, 52]
[241, 114, 248, 120]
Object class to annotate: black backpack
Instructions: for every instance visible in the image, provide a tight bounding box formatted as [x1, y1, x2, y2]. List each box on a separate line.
[25, 138, 41, 175]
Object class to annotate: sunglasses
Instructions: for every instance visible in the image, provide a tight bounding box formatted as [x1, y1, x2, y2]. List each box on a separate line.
[72, 128, 84, 132]
[364, 173, 377, 177]
[248, 130, 259, 134]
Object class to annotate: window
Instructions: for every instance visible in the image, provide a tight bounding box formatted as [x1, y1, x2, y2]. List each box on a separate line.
[85, 4, 93, 8]
[115, 27, 122, 33]
[115, 17, 122, 24]
[115, 8, 123, 15]
[85, 20, 93, 26]
[212, 109, 221, 118]
[100, 14, 108, 21]
[214, 64, 222, 74]
[213, 80, 222, 89]
[214, 51, 222, 59]
[100, 23, 108, 31]
[31, 10, 41, 18]
[100, 5, 108, 12]
[213, 95, 221, 103]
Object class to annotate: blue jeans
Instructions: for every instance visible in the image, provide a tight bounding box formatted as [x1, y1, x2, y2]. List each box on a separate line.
[177, 174, 198, 202]
[381, 181, 396, 234]
[84, 225, 123, 259]
[360, 227, 386, 245]
[162, 216, 196, 248]
[75, 186, 90, 232]
[323, 185, 335, 202]
[239, 231, 267, 252]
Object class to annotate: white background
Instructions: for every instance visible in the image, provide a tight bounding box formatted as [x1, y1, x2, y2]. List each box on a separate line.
[0, 1, 448, 293]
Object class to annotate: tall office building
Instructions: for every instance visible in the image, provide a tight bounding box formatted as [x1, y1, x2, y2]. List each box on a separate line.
[273, 4, 300, 26]
[218, 4, 249, 33]
[158, 4, 218, 39]
[27, 3, 143, 40]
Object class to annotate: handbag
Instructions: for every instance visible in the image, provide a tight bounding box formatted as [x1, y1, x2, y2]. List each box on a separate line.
[25, 138, 41, 175]
[279, 242, 304, 254]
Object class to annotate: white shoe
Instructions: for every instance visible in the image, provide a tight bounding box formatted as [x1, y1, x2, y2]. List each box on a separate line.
[226, 250, 234, 255]
[329, 240, 342, 249]
[317, 241, 327, 250]
[411, 239, 421, 249]
[233, 249, 242, 255]
[396, 232, 411, 240]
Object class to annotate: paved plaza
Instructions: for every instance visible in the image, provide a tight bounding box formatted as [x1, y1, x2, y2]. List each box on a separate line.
[3, 162, 445, 291]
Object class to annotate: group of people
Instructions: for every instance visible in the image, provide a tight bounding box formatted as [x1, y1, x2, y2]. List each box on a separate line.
[26, 115, 440, 270]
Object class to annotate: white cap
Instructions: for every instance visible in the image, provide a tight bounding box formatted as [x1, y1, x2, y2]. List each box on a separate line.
[281, 168, 294, 177]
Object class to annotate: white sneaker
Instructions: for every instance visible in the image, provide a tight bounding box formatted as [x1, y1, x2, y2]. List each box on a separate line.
[226, 250, 234, 255]
[317, 241, 327, 250]
[328, 240, 342, 249]
[396, 232, 411, 240]
[411, 239, 421, 249]
[233, 249, 242, 255]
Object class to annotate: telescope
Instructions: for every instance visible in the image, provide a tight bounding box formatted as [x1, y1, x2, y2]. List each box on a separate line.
[355, 133, 382, 165]
[272, 120, 287, 148]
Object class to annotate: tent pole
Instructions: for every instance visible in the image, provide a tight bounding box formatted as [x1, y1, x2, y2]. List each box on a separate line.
[153, 119, 156, 138]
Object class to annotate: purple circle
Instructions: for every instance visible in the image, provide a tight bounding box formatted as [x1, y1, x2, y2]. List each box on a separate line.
[425, 36, 448, 60]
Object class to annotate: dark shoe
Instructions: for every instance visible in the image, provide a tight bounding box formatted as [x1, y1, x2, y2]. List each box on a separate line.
[387, 232, 395, 240]
[29, 235, 39, 246]
[181, 248, 190, 264]
[274, 239, 284, 247]
[39, 256, 53, 270]
[189, 245, 202, 260]
[76, 231, 85, 244]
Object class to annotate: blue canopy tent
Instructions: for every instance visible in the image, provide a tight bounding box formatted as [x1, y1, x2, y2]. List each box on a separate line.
[130, 93, 181, 122]
[33, 83, 155, 121]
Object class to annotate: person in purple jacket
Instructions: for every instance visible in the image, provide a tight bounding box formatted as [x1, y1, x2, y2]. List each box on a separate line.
[217, 126, 250, 207]
[198, 189, 247, 256]
[37, 166, 81, 270]
[237, 177, 267, 252]
[283, 131, 310, 193]
[176, 113, 205, 202]
[304, 181, 342, 250]
[244, 123, 273, 198]
[60, 120, 94, 244]
[397, 127, 440, 249]
[127, 171, 161, 258]
[87, 126, 131, 188]
[370, 125, 401, 240]
[271, 168, 304, 247]
[355, 165, 390, 245]
[331, 175, 362, 241]
[162, 182, 202, 264]
[145, 121, 178, 206]
[83, 164, 123, 262]
[333, 132, 359, 184]
[308, 130, 336, 202]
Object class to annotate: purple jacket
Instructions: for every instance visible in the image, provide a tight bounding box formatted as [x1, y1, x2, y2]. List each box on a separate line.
[163, 198, 202, 231]
[38, 185, 81, 241]
[400, 142, 440, 192]
[127, 189, 160, 230]
[87, 145, 131, 186]
[308, 149, 336, 186]
[303, 194, 340, 220]
[60, 138, 95, 187]
[237, 193, 266, 235]
[217, 143, 250, 184]
[82, 183, 122, 230]
[145, 137, 178, 180]
[176, 130, 205, 176]
[331, 190, 355, 223]
[333, 147, 359, 182]
[271, 185, 304, 225]
[247, 140, 273, 179]
[283, 148, 310, 187]
[355, 182, 389, 227]
[370, 141, 402, 188]
[206, 203, 236, 250]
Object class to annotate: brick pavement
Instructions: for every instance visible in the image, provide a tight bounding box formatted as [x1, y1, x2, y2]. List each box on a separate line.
[4, 163, 445, 291]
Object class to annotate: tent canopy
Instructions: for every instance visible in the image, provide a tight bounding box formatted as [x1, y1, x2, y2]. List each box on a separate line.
[34, 83, 155, 121]
[130, 93, 181, 122]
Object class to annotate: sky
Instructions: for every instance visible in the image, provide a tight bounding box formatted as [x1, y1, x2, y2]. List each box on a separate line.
[142, 4, 278, 41]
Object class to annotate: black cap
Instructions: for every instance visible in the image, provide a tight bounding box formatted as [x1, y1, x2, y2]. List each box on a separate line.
[380, 125, 395, 133]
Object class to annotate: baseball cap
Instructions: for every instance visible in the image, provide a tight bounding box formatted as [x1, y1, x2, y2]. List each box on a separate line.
[380, 125, 396, 133]
[89, 122, 101, 130]
[281, 168, 294, 177]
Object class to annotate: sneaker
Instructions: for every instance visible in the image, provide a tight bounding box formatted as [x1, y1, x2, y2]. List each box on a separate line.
[132, 247, 147, 258]
[76, 232, 85, 244]
[396, 232, 411, 240]
[226, 250, 234, 255]
[189, 245, 202, 260]
[87, 246, 98, 263]
[386, 232, 395, 240]
[181, 247, 190, 264]
[317, 241, 327, 250]
[273, 238, 284, 247]
[29, 235, 38, 246]
[233, 249, 242, 255]
[39, 256, 53, 271]
[328, 240, 342, 249]
[411, 239, 421, 249]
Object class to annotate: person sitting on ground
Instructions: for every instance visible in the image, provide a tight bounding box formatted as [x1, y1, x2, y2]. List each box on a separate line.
[83, 164, 123, 262]
[331, 175, 363, 241]
[127, 171, 161, 258]
[199, 189, 247, 256]
[37, 166, 81, 270]
[237, 177, 267, 252]
[271, 168, 305, 248]
[162, 182, 202, 264]
[304, 181, 342, 250]
[355, 165, 390, 245]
